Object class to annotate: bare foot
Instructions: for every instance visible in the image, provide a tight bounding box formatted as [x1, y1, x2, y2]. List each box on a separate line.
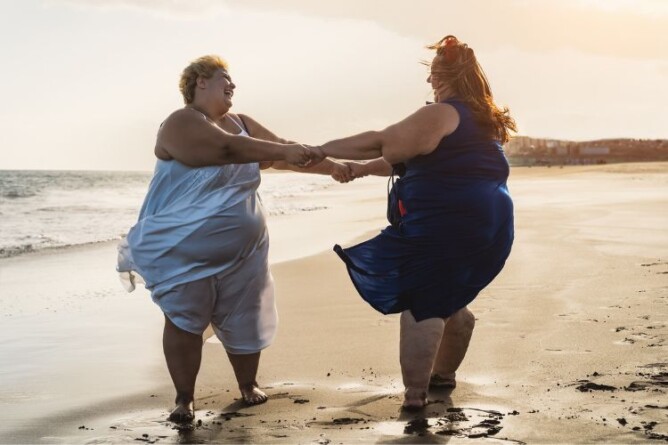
[168, 400, 195, 423]
[240, 382, 268, 406]
[401, 387, 427, 411]
[430, 372, 457, 388]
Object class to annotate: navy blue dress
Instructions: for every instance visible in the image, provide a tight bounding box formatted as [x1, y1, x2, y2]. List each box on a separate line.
[334, 99, 514, 322]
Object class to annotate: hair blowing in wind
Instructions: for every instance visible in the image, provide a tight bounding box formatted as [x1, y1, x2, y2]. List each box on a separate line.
[428, 35, 517, 143]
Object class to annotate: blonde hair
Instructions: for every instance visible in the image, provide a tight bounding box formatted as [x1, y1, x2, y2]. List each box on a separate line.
[428, 36, 516, 143]
[179, 55, 229, 104]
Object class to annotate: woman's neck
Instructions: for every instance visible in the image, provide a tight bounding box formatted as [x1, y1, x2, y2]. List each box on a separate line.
[434, 90, 456, 102]
[187, 101, 229, 120]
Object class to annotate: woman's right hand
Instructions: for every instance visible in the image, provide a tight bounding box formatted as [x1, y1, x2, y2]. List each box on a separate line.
[284, 144, 315, 167]
[331, 162, 354, 183]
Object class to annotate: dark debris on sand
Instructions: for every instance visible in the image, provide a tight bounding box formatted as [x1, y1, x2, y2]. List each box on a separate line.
[575, 381, 617, 392]
[401, 406, 525, 443]
[444, 411, 468, 422]
[134, 433, 168, 444]
[332, 417, 366, 425]
[645, 432, 668, 442]
[623, 364, 668, 392]
[571, 363, 668, 442]
[404, 418, 430, 435]
[219, 411, 254, 421]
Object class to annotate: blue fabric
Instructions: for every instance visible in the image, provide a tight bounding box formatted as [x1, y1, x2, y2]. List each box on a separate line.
[334, 99, 514, 321]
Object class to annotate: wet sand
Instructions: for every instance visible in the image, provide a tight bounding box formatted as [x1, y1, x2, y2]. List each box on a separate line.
[0, 162, 666, 443]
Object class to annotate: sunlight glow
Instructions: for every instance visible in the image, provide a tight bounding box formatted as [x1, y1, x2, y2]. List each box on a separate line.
[576, 0, 668, 16]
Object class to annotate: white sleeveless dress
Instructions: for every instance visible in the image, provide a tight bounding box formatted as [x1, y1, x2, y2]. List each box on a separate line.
[117, 114, 277, 351]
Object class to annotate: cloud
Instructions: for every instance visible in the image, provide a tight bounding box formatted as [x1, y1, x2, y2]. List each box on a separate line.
[574, 0, 668, 16]
[46, 0, 667, 60]
[223, 0, 668, 61]
[47, 0, 229, 20]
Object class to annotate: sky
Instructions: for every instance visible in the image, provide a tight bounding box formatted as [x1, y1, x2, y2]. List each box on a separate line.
[0, 0, 666, 171]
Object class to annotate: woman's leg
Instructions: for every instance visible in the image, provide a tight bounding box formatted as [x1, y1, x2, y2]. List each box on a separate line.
[431, 307, 476, 387]
[163, 315, 203, 422]
[399, 310, 446, 409]
[227, 351, 268, 405]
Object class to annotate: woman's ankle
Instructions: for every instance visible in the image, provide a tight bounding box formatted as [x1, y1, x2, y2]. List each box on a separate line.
[175, 392, 194, 404]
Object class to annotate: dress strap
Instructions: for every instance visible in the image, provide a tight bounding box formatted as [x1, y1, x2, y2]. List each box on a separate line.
[226, 114, 249, 135]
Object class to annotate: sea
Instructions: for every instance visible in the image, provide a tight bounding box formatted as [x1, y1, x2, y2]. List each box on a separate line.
[0, 169, 335, 259]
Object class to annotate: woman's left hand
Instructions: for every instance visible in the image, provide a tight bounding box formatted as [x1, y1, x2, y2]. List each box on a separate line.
[331, 162, 354, 183]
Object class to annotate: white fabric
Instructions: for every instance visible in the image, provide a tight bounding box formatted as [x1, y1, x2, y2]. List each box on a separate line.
[117, 114, 277, 350]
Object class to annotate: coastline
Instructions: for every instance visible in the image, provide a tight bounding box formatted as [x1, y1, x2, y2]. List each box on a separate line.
[0, 163, 666, 443]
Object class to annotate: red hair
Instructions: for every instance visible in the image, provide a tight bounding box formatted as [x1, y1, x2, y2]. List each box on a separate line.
[428, 35, 516, 143]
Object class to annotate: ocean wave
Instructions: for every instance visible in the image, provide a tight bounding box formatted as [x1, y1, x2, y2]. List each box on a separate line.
[35, 205, 113, 213]
[0, 244, 37, 258]
[0, 237, 122, 259]
[0, 170, 336, 260]
[2, 190, 37, 199]
[267, 205, 328, 216]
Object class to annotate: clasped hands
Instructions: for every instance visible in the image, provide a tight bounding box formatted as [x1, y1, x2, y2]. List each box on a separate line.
[285, 144, 365, 184]
[330, 161, 367, 183]
[284, 144, 325, 168]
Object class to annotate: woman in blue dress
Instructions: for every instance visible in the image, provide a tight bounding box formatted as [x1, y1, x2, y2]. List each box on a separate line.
[317, 36, 516, 410]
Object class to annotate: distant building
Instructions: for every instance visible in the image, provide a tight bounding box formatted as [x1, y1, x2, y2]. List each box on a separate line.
[547, 145, 569, 156]
[504, 136, 668, 165]
[579, 147, 610, 156]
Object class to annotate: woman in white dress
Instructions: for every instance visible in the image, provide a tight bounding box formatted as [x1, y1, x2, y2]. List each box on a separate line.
[118, 55, 350, 422]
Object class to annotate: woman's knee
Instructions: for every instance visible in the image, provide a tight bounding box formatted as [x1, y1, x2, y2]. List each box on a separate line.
[462, 307, 476, 327]
[449, 307, 475, 333]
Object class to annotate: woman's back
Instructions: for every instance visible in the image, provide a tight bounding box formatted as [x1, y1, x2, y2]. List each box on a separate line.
[397, 99, 513, 252]
[405, 99, 509, 181]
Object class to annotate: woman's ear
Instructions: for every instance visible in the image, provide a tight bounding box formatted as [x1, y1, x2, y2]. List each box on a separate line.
[196, 76, 207, 89]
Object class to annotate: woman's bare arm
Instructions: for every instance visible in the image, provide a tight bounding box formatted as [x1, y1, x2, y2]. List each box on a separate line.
[155, 109, 311, 167]
[347, 158, 393, 178]
[237, 113, 347, 176]
[318, 131, 384, 161]
[320, 103, 459, 165]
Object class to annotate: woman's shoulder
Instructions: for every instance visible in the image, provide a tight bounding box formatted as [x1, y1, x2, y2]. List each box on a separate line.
[420, 102, 461, 136]
[437, 99, 475, 127]
[167, 107, 206, 122]
[438, 98, 469, 112]
[407, 102, 459, 128]
[159, 108, 210, 135]
[427, 101, 459, 118]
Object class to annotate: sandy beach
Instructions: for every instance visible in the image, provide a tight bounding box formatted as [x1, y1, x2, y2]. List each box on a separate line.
[0, 162, 666, 444]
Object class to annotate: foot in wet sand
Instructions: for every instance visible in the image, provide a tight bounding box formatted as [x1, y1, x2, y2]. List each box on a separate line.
[240, 382, 268, 406]
[402, 387, 428, 411]
[430, 372, 457, 388]
[168, 400, 195, 423]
